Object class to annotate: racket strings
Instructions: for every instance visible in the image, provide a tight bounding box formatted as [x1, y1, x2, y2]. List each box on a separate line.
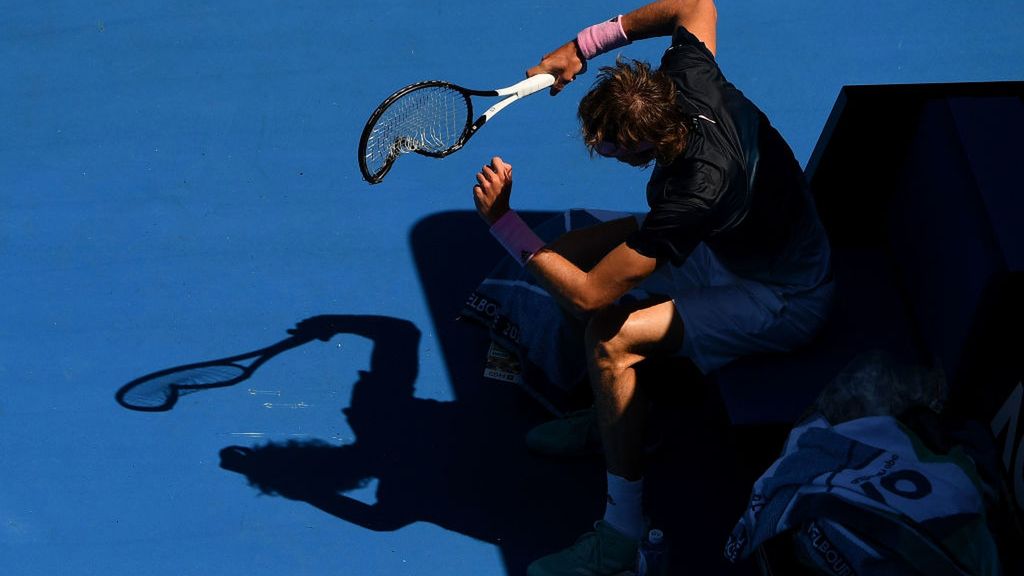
[119, 365, 246, 410]
[363, 86, 469, 177]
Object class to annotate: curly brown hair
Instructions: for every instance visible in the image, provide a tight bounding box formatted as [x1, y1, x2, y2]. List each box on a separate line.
[577, 58, 689, 165]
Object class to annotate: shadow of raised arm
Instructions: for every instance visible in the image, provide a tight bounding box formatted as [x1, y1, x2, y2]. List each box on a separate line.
[220, 314, 424, 532]
[289, 314, 421, 389]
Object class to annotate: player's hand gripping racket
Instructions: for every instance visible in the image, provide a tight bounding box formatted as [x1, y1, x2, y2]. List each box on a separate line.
[358, 73, 555, 184]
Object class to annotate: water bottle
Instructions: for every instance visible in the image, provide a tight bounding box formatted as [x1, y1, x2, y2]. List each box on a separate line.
[636, 528, 665, 576]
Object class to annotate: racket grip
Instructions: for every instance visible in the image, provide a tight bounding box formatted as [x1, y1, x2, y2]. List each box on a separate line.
[509, 74, 556, 98]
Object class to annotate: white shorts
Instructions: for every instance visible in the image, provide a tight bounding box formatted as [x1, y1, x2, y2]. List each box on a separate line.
[632, 242, 835, 373]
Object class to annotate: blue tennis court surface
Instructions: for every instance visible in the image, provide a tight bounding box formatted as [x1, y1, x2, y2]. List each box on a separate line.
[3, 2, 1022, 575]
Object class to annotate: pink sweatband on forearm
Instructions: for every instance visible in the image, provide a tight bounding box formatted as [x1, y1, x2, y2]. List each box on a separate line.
[489, 210, 545, 266]
[576, 15, 631, 60]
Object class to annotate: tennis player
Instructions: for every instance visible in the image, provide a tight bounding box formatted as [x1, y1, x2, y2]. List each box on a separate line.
[472, 1, 833, 573]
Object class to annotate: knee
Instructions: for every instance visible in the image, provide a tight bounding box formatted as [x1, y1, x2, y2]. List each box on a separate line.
[584, 306, 641, 371]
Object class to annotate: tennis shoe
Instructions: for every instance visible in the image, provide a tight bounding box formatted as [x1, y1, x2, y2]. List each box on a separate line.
[527, 520, 639, 576]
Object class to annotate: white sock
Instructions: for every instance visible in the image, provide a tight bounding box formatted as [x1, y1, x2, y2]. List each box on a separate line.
[603, 472, 644, 540]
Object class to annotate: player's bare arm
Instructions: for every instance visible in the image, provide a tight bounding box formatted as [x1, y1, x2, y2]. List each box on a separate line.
[544, 216, 640, 272]
[621, 0, 717, 53]
[526, 0, 717, 94]
[530, 240, 657, 316]
[473, 157, 657, 316]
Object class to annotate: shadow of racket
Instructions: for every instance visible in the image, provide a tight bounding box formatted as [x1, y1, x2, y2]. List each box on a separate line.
[116, 334, 316, 412]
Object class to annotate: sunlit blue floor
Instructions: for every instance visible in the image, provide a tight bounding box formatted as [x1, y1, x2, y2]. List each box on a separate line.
[2, 2, 1022, 575]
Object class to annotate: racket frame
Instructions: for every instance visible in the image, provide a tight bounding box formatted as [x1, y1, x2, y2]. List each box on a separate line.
[358, 74, 555, 184]
[115, 335, 314, 412]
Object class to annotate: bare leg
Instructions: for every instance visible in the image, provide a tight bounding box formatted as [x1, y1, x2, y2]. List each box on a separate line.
[585, 297, 685, 480]
[525, 299, 684, 575]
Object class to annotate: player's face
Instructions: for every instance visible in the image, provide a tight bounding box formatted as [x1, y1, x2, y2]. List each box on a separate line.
[596, 140, 656, 167]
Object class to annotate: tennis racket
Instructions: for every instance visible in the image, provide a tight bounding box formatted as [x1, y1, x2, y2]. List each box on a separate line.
[358, 73, 556, 184]
[115, 335, 314, 412]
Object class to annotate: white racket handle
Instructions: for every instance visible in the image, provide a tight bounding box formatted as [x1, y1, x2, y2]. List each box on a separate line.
[495, 73, 556, 98]
[481, 74, 556, 123]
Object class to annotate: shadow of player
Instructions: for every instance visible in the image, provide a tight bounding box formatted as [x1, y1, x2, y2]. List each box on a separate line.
[219, 314, 604, 575]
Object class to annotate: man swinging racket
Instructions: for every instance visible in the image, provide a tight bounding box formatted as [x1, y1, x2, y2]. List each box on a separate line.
[472, 1, 833, 574]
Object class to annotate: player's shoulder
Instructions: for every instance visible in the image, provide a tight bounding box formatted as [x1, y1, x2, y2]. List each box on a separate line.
[659, 25, 721, 99]
[664, 26, 716, 64]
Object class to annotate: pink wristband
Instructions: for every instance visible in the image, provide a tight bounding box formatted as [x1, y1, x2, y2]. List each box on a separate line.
[576, 15, 631, 60]
[489, 210, 544, 266]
